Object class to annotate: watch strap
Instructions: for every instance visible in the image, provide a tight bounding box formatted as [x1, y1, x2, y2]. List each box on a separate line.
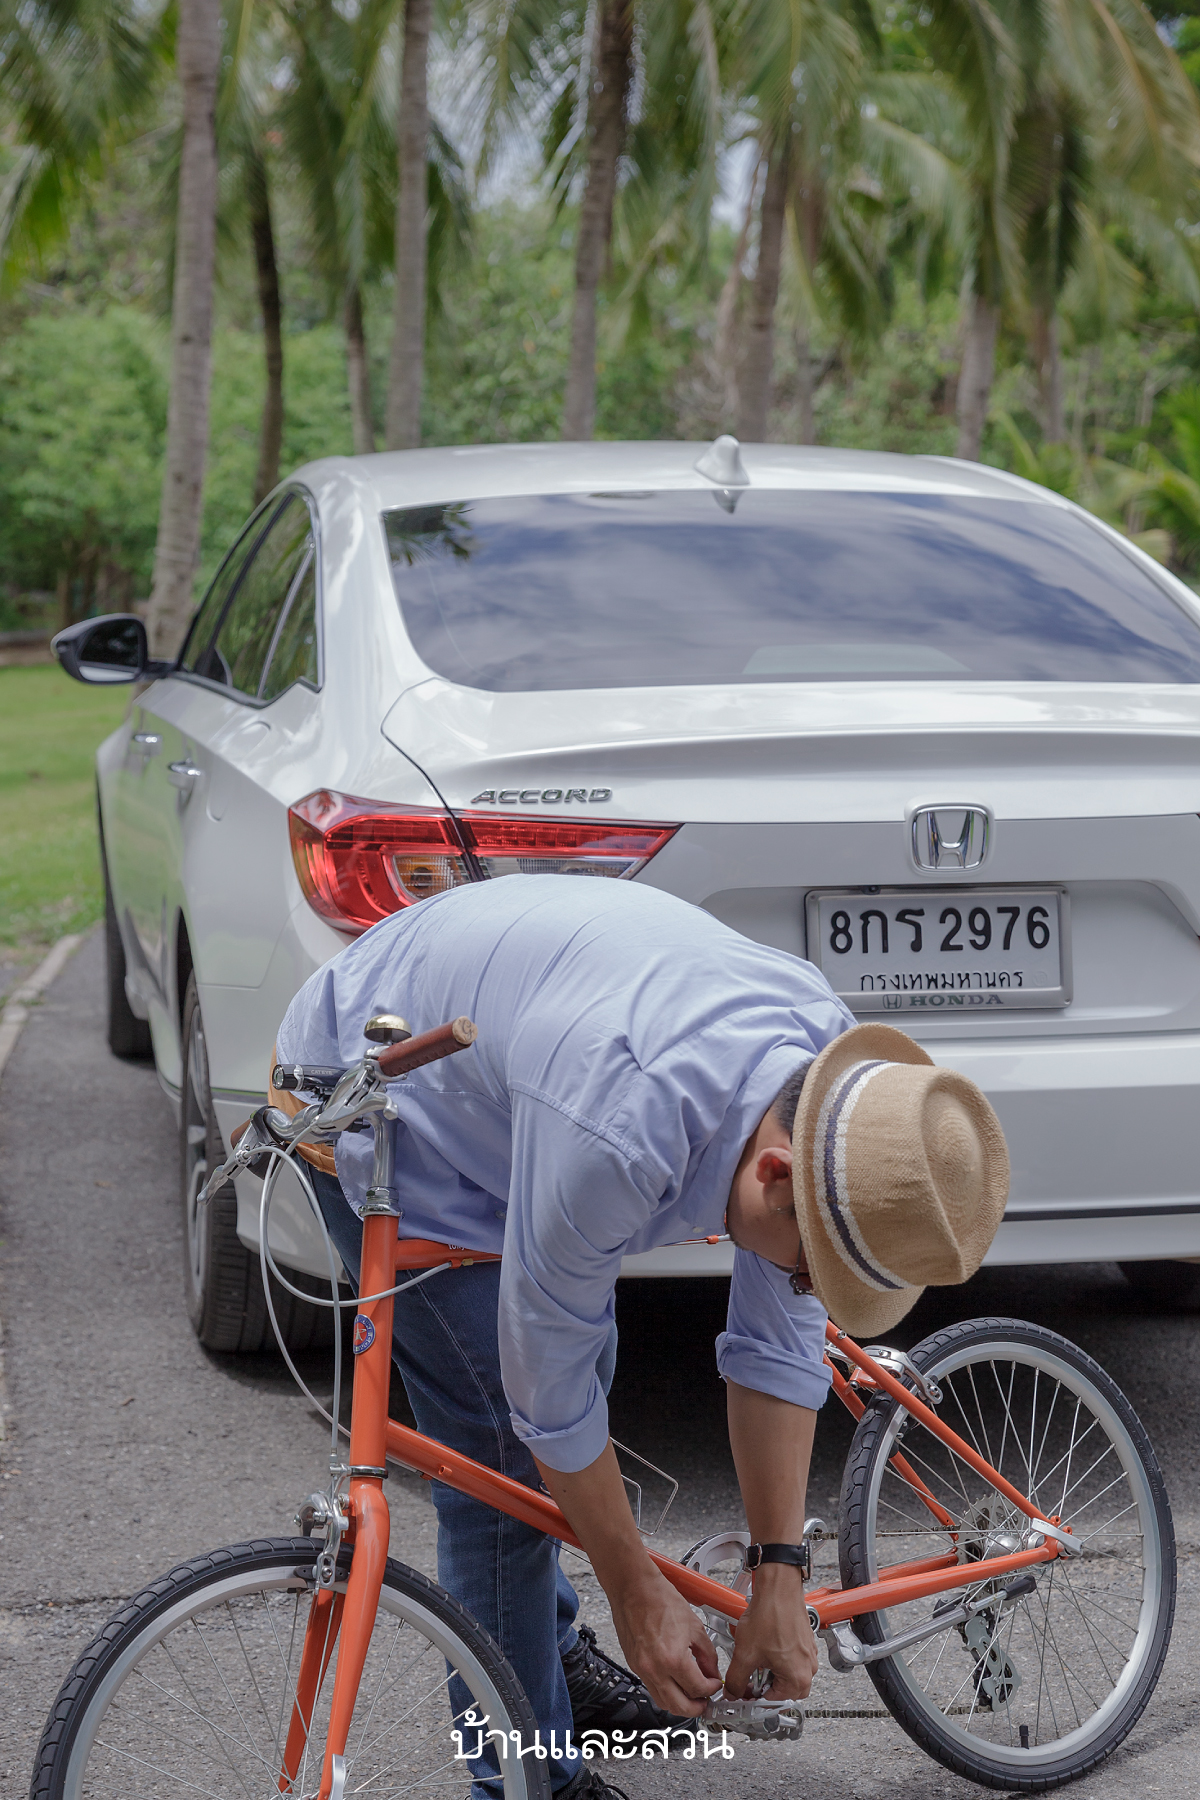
[745, 1540, 811, 1579]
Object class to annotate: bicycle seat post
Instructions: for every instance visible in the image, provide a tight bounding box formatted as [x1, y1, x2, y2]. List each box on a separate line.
[316, 1114, 399, 1799]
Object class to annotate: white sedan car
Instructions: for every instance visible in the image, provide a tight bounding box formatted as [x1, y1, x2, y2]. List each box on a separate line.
[56, 438, 1200, 1349]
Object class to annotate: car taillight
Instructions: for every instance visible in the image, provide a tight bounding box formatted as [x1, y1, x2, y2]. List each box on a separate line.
[289, 789, 679, 934]
[289, 791, 471, 931]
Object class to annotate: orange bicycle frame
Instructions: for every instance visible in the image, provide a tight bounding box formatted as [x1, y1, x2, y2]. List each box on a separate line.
[283, 1222, 1069, 1796]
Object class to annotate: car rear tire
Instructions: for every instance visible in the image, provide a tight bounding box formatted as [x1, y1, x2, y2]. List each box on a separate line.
[102, 844, 152, 1061]
[181, 974, 334, 1353]
[1118, 1260, 1200, 1309]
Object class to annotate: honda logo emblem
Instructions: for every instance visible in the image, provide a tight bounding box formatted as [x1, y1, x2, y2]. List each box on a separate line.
[910, 806, 989, 872]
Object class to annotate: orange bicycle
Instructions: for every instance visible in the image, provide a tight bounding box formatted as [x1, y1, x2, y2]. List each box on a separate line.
[32, 1018, 1175, 1798]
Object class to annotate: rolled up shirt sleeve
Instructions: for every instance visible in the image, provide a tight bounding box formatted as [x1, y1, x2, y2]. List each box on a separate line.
[500, 1090, 661, 1473]
[716, 1250, 832, 1412]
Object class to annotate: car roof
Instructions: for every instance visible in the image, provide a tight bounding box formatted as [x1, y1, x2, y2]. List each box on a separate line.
[288, 441, 1062, 512]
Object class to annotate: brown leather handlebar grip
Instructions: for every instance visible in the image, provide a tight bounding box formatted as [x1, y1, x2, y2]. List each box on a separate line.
[375, 1016, 477, 1078]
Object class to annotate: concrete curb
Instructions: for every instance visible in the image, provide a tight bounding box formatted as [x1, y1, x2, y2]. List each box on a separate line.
[0, 933, 82, 1455]
[0, 934, 83, 1087]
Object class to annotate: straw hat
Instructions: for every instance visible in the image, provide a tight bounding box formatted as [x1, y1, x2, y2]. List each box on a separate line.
[792, 1024, 1009, 1336]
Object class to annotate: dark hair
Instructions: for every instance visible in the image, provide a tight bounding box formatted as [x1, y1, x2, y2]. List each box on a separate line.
[771, 1061, 810, 1136]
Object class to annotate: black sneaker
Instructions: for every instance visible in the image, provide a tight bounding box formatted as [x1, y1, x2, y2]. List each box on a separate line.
[556, 1767, 631, 1800]
[561, 1622, 683, 1737]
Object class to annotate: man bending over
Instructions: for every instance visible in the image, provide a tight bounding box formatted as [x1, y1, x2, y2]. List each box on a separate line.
[275, 876, 1008, 1799]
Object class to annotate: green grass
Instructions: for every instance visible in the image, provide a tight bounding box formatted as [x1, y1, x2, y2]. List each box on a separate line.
[0, 665, 128, 952]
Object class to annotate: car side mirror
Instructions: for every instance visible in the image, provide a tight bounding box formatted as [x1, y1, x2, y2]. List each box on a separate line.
[52, 614, 167, 685]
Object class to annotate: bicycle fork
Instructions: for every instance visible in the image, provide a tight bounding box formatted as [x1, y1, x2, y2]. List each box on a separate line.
[281, 1211, 398, 1799]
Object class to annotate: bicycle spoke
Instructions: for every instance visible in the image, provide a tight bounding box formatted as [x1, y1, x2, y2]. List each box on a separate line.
[852, 1333, 1166, 1773]
[90, 1737, 235, 1798]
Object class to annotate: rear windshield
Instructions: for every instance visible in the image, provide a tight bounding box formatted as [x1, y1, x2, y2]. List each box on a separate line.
[383, 489, 1200, 691]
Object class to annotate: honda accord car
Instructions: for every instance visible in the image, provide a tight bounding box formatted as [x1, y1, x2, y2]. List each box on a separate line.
[56, 437, 1200, 1349]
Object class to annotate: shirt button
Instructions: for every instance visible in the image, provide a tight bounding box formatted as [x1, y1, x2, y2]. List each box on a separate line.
[495, 1210, 506, 1220]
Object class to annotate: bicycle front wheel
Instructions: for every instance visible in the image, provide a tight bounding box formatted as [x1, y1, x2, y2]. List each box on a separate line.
[32, 1536, 552, 1800]
[838, 1318, 1175, 1791]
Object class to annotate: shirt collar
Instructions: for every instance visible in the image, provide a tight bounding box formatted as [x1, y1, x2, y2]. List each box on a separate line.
[681, 1043, 814, 1233]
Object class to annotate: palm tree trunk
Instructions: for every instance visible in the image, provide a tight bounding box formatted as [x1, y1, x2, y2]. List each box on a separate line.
[795, 326, 814, 444]
[1032, 307, 1065, 444]
[385, 0, 431, 451]
[561, 0, 634, 441]
[736, 135, 790, 443]
[249, 151, 284, 506]
[955, 291, 999, 462]
[715, 156, 760, 427]
[345, 283, 376, 454]
[146, 0, 221, 658]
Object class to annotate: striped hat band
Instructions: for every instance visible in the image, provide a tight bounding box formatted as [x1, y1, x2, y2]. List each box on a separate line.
[811, 1059, 912, 1296]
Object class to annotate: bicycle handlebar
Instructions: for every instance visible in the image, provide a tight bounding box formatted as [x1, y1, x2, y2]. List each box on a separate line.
[209, 1018, 479, 1203]
[375, 1016, 477, 1077]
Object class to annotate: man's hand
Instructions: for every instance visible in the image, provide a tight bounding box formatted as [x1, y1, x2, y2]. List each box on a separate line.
[606, 1561, 722, 1716]
[724, 1382, 821, 1702]
[722, 1564, 818, 1702]
[534, 1443, 722, 1716]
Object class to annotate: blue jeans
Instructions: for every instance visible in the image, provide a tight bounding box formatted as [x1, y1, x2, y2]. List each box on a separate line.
[311, 1170, 616, 1794]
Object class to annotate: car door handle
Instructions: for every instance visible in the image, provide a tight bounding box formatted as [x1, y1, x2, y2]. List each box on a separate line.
[132, 731, 162, 754]
[167, 760, 203, 790]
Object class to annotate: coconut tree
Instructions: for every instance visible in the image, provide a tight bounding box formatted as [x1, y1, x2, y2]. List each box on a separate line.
[217, 0, 288, 501]
[147, 0, 224, 658]
[469, 0, 727, 440]
[724, 0, 890, 442]
[277, 0, 401, 452]
[0, 0, 165, 283]
[876, 0, 1200, 462]
[385, 0, 432, 448]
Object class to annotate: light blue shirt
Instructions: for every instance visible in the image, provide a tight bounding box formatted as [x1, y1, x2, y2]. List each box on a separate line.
[277, 877, 855, 1471]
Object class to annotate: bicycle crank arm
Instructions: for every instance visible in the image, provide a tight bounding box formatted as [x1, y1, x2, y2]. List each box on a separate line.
[822, 1573, 1039, 1671]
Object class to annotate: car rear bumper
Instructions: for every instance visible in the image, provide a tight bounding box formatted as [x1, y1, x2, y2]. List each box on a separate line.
[219, 1029, 1200, 1280]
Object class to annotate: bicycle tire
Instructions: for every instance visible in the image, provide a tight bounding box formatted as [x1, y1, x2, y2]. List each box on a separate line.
[30, 1536, 553, 1800]
[838, 1317, 1175, 1792]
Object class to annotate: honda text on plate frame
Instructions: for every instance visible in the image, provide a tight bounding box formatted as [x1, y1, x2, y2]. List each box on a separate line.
[57, 440, 1200, 1347]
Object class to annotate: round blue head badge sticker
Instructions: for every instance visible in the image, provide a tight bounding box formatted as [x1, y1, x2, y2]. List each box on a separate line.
[352, 1313, 376, 1355]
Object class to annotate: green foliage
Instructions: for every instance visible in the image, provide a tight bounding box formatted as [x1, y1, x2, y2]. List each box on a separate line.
[0, 307, 166, 600]
[0, 665, 127, 949]
[422, 206, 699, 445]
[772, 284, 961, 455]
[199, 324, 355, 583]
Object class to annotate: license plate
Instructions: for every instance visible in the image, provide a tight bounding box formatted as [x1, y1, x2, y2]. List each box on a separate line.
[804, 887, 1071, 1013]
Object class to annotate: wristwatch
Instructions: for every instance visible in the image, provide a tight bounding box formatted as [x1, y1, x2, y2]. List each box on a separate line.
[745, 1541, 811, 1579]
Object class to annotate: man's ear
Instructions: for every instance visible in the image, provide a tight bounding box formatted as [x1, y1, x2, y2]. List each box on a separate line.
[755, 1145, 794, 1188]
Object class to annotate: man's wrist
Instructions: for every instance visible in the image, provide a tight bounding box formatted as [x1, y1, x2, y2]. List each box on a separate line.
[746, 1541, 811, 1579]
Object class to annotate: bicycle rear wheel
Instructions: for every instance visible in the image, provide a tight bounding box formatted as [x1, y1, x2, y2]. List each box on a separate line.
[838, 1317, 1174, 1791]
[31, 1536, 552, 1800]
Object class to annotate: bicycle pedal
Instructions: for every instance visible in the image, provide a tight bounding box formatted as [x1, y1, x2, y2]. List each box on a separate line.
[701, 1693, 804, 1742]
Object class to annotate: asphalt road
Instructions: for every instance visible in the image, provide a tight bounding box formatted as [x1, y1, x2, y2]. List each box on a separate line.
[2, 931, 1200, 1798]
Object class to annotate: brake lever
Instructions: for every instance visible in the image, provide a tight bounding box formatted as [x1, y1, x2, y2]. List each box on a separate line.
[199, 1105, 309, 1204]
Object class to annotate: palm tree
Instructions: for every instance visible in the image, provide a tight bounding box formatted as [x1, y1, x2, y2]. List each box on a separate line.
[385, 0, 432, 448]
[147, 0, 223, 657]
[0, 0, 164, 284]
[218, 0, 288, 501]
[278, 0, 399, 452]
[471, 0, 725, 440]
[721, 0, 885, 442]
[878, 0, 1200, 462]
